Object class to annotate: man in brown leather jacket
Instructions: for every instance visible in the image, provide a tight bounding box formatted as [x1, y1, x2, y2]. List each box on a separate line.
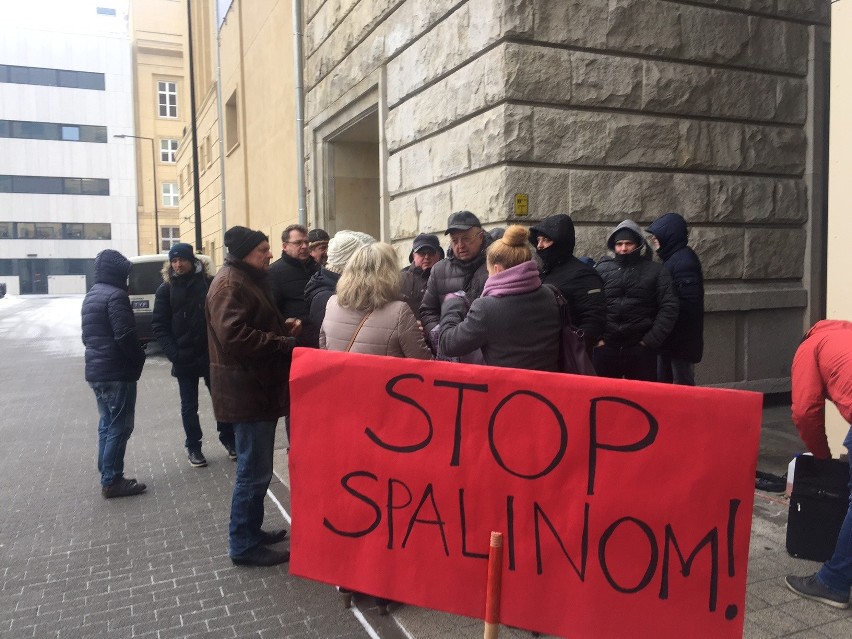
[206, 225, 300, 567]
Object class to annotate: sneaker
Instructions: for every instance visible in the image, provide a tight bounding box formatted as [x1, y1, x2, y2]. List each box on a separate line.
[785, 574, 850, 609]
[230, 546, 290, 567]
[188, 450, 208, 468]
[258, 528, 288, 545]
[225, 444, 237, 461]
[102, 477, 147, 498]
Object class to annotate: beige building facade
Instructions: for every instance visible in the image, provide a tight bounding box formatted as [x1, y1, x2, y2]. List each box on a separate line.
[128, 0, 188, 255]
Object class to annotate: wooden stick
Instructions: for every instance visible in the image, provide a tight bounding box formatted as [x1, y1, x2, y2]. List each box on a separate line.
[484, 531, 504, 639]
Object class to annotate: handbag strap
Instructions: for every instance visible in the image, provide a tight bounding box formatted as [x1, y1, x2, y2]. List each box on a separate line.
[345, 311, 373, 352]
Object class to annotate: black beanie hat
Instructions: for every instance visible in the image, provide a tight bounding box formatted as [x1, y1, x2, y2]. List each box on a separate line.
[224, 226, 268, 259]
[168, 242, 195, 262]
[612, 227, 642, 245]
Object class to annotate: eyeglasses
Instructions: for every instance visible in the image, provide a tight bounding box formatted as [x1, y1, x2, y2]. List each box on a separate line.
[415, 247, 438, 255]
[285, 240, 309, 247]
[450, 232, 483, 246]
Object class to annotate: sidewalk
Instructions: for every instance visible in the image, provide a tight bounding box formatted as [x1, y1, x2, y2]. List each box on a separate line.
[274, 396, 852, 638]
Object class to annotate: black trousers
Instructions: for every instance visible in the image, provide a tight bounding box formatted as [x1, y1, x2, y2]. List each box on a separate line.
[592, 343, 657, 382]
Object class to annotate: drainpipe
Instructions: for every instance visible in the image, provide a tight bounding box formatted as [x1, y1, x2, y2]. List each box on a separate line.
[293, 0, 307, 226]
[215, 0, 228, 238]
[186, 0, 203, 252]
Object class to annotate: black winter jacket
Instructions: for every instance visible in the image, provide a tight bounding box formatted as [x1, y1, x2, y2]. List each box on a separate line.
[81, 249, 146, 382]
[152, 261, 213, 378]
[646, 213, 704, 363]
[595, 222, 679, 350]
[400, 264, 434, 319]
[419, 233, 494, 338]
[304, 267, 341, 330]
[529, 214, 606, 350]
[268, 252, 320, 347]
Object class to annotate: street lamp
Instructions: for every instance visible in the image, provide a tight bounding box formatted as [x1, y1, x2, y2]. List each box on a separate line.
[114, 134, 160, 254]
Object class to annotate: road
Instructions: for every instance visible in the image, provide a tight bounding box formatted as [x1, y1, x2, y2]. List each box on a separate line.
[0, 295, 413, 638]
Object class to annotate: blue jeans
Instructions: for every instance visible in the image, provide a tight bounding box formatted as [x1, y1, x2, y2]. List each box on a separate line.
[229, 420, 277, 557]
[177, 374, 234, 451]
[90, 381, 137, 487]
[817, 425, 852, 594]
[657, 354, 696, 385]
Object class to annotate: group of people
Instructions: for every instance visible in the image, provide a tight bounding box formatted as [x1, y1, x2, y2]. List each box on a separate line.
[80, 207, 851, 611]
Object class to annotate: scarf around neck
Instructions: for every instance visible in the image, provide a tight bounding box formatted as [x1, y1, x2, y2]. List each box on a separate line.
[481, 260, 541, 298]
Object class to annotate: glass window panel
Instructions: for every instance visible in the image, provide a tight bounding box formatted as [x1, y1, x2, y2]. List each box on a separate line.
[0, 176, 10, 192]
[16, 223, 35, 239]
[160, 139, 178, 162]
[160, 226, 180, 252]
[84, 126, 107, 143]
[0, 120, 8, 137]
[61, 126, 80, 141]
[57, 70, 78, 88]
[96, 7, 116, 15]
[83, 223, 111, 239]
[64, 223, 83, 239]
[35, 223, 62, 239]
[16, 176, 62, 194]
[0, 222, 12, 238]
[81, 178, 109, 195]
[0, 64, 7, 82]
[161, 182, 179, 207]
[29, 67, 57, 86]
[9, 66, 29, 83]
[77, 72, 105, 90]
[63, 178, 82, 194]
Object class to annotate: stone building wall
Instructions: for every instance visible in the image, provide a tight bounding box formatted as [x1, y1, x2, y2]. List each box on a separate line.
[302, 0, 830, 390]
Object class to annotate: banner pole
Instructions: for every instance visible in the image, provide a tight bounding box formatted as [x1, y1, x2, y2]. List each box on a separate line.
[484, 531, 504, 639]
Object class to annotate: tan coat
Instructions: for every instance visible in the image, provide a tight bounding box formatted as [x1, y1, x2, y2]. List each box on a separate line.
[320, 297, 433, 360]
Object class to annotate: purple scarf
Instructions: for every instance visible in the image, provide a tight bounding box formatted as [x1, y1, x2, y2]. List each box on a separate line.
[481, 260, 541, 298]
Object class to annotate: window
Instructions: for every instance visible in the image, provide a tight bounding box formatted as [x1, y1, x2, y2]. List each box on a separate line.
[162, 182, 179, 207]
[0, 65, 104, 90]
[0, 175, 109, 195]
[0, 119, 106, 143]
[96, 7, 116, 15]
[161, 226, 180, 252]
[0, 222, 12, 238]
[158, 81, 178, 118]
[0, 222, 110, 240]
[225, 89, 239, 151]
[35, 223, 62, 239]
[160, 139, 178, 163]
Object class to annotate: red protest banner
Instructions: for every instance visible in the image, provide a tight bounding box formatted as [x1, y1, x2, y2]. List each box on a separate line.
[288, 349, 763, 639]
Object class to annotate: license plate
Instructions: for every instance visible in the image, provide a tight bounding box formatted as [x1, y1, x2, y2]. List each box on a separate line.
[131, 300, 149, 309]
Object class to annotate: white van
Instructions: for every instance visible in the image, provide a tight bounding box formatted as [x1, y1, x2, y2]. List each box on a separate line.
[128, 253, 215, 343]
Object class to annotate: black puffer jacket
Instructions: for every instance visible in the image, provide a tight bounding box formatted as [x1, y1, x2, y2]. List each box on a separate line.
[304, 267, 341, 330]
[646, 213, 704, 363]
[400, 264, 434, 319]
[151, 260, 213, 378]
[419, 233, 494, 337]
[529, 214, 606, 350]
[81, 249, 146, 382]
[595, 220, 679, 350]
[268, 252, 320, 347]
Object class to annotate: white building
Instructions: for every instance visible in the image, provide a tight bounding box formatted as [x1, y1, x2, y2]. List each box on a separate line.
[0, 0, 136, 294]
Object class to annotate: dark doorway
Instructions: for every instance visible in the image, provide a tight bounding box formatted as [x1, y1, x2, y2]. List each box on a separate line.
[21, 259, 48, 294]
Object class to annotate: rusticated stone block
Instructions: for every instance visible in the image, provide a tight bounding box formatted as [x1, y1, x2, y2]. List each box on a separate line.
[505, 45, 572, 104]
[642, 60, 712, 116]
[606, 116, 680, 168]
[744, 229, 806, 279]
[677, 121, 743, 171]
[691, 227, 745, 279]
[449, 168, 512, 225]
[571, 52, 642, 110]
[680, 5, 750, 66]
[776, 77, 808, 125]
[575, 225, 612, 263]
[742, 126, 806, 174]
[711, 68, 776, 122]
[569, 170, 644, 222]
[502, 165, 570, 220]
[708, 176, 773, 223]
[532, 0, 608, 49]
[773, 180, 808, 224]
[386, 152, 403, 194]
[776, 0, 830, 25]
[414, 184, 453, 235]
[748, 16, 809, 75]
[532, 108, 608, 166]
[606, 0, 681, 57]
[687, 1, 774, 14]
[388, 192, 421, 239]
[642, 173, 710, 222]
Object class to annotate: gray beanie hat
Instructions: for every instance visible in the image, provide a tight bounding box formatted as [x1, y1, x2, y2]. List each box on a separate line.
[325, 230, 377, 273]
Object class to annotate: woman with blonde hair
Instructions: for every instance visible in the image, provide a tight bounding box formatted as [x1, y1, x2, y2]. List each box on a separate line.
[321, 242, 433, 358]
[439, 225, 561, 370]
[320, 241, 431, 613]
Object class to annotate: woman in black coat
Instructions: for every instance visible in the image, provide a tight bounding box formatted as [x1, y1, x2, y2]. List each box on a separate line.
[645, 212, 704, 385]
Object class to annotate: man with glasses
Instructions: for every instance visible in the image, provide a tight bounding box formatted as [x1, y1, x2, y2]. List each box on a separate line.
[401, 233, 445, 318]
[420, 211, 493, 350]
[269, 224, 321, 348]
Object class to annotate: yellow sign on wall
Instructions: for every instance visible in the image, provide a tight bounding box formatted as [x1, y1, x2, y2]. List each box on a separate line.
[514, 193, 529, 216]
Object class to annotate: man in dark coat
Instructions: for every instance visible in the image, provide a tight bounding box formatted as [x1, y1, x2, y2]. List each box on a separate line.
[401, 233, 444, 319]
[268, 224, 320, 348]
[529, 214, 606, 353]
[152, 243, 235, 468]
[594, 220, 679, 381]
[645, 213, 704, 385]
[81, 249, 147, 498]
[420, 211, 493, 350]
[206, 226, 300, 567]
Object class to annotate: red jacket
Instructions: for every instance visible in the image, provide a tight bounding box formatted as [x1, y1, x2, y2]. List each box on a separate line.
[790, 320, 852, 458]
